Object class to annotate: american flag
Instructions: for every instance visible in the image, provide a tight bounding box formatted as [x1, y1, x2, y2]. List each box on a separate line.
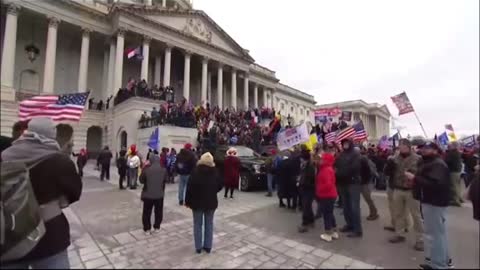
[352, 121, 368, 142]
[335, 126, 355, 143]
[325, 131, 338, 144]
[19, 92, 89, 122]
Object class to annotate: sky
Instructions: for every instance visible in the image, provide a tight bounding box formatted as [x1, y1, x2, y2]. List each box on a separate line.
[194, 0, 479, 138]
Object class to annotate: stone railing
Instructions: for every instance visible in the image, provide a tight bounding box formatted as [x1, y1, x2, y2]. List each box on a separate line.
[250, 63, 276, 79]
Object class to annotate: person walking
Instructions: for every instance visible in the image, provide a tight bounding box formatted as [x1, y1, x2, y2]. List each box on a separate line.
[412, 142, 453, 269]
[127, 145, 141, 189]
[316, 150, 339, 242]
[389, 139, 424, 251]
[98, 146, 113, 181]
[359, 147, 379, 221]
[116, 149, 128, 189]
[185, 152, 222, 254]
[166, 148, 177, 183]
[298, 145, 316, 233]
[139, 155, 167, 235]
[176, 143, 196, 205]
[224, 147, 240, 199]
[335, 138, 363, 238]
[445, 142, 463, 206]
[1, 117, 82, 269]
[73, 148, 88, 179]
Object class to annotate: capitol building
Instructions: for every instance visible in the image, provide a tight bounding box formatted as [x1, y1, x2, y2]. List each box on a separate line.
[0, 0, 316, 154]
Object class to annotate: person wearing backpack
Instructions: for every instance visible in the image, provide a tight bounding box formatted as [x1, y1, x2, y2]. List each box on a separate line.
[1, 117, 82, 269]
[359, 147, 380, 221]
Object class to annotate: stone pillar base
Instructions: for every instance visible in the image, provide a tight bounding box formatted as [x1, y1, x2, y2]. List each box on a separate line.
[1, 85, 16, 102]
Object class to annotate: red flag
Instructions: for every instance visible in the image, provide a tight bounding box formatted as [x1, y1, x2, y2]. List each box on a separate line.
[391, 92, 415, 115]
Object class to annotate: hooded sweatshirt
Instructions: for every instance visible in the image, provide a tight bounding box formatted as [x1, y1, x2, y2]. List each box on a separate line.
[316, 153, 338, 199]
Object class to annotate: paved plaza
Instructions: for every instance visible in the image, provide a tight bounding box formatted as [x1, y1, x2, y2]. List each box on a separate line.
[64, 163, 479, 269]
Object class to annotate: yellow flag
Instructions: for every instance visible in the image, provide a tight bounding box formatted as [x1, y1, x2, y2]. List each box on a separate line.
[304, 134, 318, 151]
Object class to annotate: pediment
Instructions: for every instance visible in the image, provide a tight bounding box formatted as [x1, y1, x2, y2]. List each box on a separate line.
[143, 12, 247, 58]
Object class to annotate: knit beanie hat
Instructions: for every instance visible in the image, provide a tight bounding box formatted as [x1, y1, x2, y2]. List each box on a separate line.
[27, 117, 57, 140]
[198, 152, 215, 167]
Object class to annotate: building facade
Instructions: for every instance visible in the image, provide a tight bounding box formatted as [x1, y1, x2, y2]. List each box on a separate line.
[0, 0, 316, 154]
[316, 100, 391, 142]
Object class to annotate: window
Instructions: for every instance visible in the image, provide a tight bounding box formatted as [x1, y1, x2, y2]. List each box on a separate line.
[291, 107, 294, 113]
[281, 103, 285, 110]
[306, 110, 310, 116]
[300, 109, 304, 115]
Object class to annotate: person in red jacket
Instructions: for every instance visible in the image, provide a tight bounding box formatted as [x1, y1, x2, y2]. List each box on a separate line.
[316, 150, 339, 242]
[224, 147, 240, 199]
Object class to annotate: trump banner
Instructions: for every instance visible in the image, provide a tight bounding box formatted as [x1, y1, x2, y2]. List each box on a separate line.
[314, 107, 341, 125]
[391, 92, 415, 115]
[276, 122, 310, 151]
[340, 111, 352, 121]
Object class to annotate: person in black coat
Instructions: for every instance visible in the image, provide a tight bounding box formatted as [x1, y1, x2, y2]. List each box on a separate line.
[335, 138, 363, 237]
[277, 151, 301, 210]
[185, 152, 222, 254]
[411, 142, 452, 270]
[97, 146, 113, 181]
[117, 149, 128, 189]
[445, 142, 463, 205]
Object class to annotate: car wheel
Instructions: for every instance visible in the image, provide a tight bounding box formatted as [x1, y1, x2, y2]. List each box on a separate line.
[240, 172, 250, 191]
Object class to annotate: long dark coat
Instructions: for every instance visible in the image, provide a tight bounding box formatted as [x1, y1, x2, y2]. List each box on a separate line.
[224, 155, 240, 188]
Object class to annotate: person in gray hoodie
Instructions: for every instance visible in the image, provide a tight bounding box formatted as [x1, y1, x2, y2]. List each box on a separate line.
[139, 155, 167, 235]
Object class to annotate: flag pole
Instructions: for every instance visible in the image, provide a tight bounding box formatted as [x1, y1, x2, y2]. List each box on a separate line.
[413, 111, 428, 138]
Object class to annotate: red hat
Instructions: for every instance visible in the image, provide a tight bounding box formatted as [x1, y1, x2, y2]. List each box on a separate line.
[270, 149, 277, 155]
[184, 143, 192, 150]
[130, 144, 137, 155]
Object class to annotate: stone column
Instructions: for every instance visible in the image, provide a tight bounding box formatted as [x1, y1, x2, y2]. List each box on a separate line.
[145, 0, 152, 5]
[207, 71, 212, 104]
[231, 69, 237, 109]
[78, 28, 91, 92]
[101, 47, 109, 97]
[42, 17, 60, 93]
[243, 73, 249, 109]
[113, 28, 126, 92]
[253, 83, 258, 108]
[162, 0, 167, 7]
[217, 64, 223, 109]
[263, 88, 268, 108]
[0, 4, 20, 91]
[183, 50, 191, 100]
[201, 57, 208, 105]
[107, 38, 116, 97]
[154, 56, 162, 86]
[163, 44, 172, 87]
[140, 35, 151, 81]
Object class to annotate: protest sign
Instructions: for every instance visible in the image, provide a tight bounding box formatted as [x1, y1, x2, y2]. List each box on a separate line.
[276, 122, 310, 151]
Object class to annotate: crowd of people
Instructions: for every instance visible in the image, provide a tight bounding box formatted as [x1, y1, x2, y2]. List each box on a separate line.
[114, 78, 175, 106]
[1, 115, 479, 269]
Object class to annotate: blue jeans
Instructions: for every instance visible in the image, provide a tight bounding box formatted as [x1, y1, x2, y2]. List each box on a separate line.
[3, 250, 70, 269]
[318, 198, 337, 231]
[127, 167, 138, 188]
[422, 204, 449, 269]
[178, 174, 190, 203]
[267, 173, 275, 193]
[192, 210, 215, 250]
[339, 184, 362, 233]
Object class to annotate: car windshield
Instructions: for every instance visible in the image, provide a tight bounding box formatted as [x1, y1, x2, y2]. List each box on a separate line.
[235, 147, 257, 157]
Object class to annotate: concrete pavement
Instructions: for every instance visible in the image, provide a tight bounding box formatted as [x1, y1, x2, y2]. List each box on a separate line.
[63, 162, 479, 269]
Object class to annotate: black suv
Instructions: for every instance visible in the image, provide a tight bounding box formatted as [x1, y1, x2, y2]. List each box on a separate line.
[213, 145, 267, 191]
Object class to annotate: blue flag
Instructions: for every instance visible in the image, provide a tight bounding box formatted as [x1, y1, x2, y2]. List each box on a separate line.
[148, 127, 159, 150]
[438, 132, 449, 147]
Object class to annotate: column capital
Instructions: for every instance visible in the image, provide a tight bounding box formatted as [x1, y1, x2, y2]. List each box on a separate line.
[202, 56, 210, 64]
[143, 35, 152, 44]
[183, 49, 193, 57]
[81, 27, 91, 38]
[116, 27, 127, 37]
[231, 67, 237, 73]
[47, 16, 61, 28]
[6, 4, 20, 15]
[164, 43, 174, 50]
[217, 62, 224, 69]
